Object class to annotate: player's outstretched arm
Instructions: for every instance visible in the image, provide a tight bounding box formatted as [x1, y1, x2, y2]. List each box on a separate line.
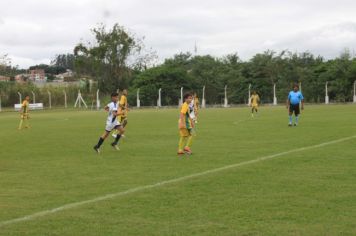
[190, 117, 195, 128]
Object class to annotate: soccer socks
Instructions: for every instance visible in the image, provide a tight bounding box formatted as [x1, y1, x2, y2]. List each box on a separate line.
[295, 116, 299, 124]
[186, 135, 193, 148]
[289, 115, 292, 124]
[18, 119, 23, 129]
[112, 134, 121, 145]
[96, 137, 105, 148]
[178, 137, 186, 151]
[24, 119, 30, 128]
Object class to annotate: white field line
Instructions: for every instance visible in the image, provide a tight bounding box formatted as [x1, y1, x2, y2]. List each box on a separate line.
[1, 135, 355, 228]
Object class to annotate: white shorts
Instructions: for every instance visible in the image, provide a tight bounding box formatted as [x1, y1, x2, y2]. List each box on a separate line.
[105, 122, 120, 132]
[189, 111, 196, 119]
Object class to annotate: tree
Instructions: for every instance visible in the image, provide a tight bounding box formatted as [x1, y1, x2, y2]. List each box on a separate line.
[0, 54, 12, 76]
[51, 54, 75, 70]
[74, 23, 153, 92]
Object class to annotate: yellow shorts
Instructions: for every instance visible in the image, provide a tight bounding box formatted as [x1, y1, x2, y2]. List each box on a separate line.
[252, 104, 258, 109]
[179, 128, 192, 137]
[21, 113, 29, 119]
[119, 116, 127, 123]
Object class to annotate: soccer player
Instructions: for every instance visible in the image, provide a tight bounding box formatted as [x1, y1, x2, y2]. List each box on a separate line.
[112, 89, 128, 139]
[192, 92, 199, 123]
[189, 93, 197, 123]
[286, 84, 304, 126]
[18, 95, 30, 130]
[178, 92, 195, 155]
[250, 91, 260, 117]
[93, 92, 125, 154]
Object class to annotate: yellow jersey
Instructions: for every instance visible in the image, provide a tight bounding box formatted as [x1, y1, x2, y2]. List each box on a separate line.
[119, 95, 128, 117]
[194, 97, 199, 109]
[251, 94, 260, 106]
[22, 100, 29, 114]
[179, 102, 192, 129]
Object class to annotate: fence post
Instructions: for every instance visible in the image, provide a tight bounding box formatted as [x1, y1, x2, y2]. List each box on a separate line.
[224, 85, 228, 108]
[248, 84, 251, 106]
[202, 86, 206, 108]
[299, 82, 302, 107]
[353, 81, 356, 103]
[273, 84, 277, 105]
[17, 92, 22, 104]
[31, 91, 36, 104]
[325, 82, 329, 104]
[179, 87, 183, 106]
[137, 88, 140, 108]
[157, 88, 162, 107]
[47, 91, 52, 109]
[96, 89, 100, 110]
[63, 90, 67, 108]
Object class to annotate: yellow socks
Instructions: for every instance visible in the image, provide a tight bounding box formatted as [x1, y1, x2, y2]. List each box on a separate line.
[178, 136, 186, 151]
[18, 119, 23, 129]
[186, 135, 193, 148]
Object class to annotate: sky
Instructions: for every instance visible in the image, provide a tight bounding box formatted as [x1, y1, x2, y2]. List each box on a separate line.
[1, 0, 356, 68]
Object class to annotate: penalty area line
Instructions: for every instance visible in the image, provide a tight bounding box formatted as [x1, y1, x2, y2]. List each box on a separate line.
[1, 134, 355, 228]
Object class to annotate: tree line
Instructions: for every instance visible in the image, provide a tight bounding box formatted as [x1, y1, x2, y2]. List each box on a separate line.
[71, 24, 356, 106]
[2, 23, 356, 107]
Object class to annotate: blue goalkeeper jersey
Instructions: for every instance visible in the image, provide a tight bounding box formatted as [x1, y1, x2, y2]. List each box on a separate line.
[288, 91, 304, 105]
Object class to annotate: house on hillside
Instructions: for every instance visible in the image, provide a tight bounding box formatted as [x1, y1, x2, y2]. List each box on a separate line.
[15, 74, 28, 83]
[0, 75, 10, 82]
[29, 69, 46, 82]
[55, 69, 74, 81]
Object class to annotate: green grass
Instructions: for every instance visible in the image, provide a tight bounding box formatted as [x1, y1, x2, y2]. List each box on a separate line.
[0, 105, 355, 235]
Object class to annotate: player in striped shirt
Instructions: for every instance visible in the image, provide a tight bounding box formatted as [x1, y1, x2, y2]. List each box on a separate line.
[178, 92, 195, 155]
[93, 92, 125, 154]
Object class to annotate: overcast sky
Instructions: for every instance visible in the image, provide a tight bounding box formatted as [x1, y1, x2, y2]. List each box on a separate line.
[1, 0, 356, 68]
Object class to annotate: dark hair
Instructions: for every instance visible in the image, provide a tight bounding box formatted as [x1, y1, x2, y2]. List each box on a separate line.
[25, 95, 30, 97]
[293, 84, 299, 88]
[111, 92, 119, 97]
[183, 92, 192, 100]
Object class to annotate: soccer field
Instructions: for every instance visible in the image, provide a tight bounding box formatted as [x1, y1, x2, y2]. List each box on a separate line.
[0, 105, 355, 235]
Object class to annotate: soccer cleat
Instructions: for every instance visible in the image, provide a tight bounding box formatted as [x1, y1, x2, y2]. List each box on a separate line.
[111, 143, 120, 150]
[294, 123, 298, 126]
[177, 150, 185, 155]
[184, 147, 192, 155]
[93, 146, 100, 154]
[288, 123, 292, 127]
[112, 134, 125, 139]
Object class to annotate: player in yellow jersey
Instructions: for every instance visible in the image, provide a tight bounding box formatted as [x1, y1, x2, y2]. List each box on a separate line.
[18, 95, 31, 130]
[193, 92, 199, 123]
[112, 89, 128, 139]
[178, 92, 194, 155]
[250, 91, 260, 118]
[119, 89, 128, 127]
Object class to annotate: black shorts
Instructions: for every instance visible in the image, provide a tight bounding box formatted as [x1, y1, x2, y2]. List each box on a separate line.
[289, 104, 300, 115]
